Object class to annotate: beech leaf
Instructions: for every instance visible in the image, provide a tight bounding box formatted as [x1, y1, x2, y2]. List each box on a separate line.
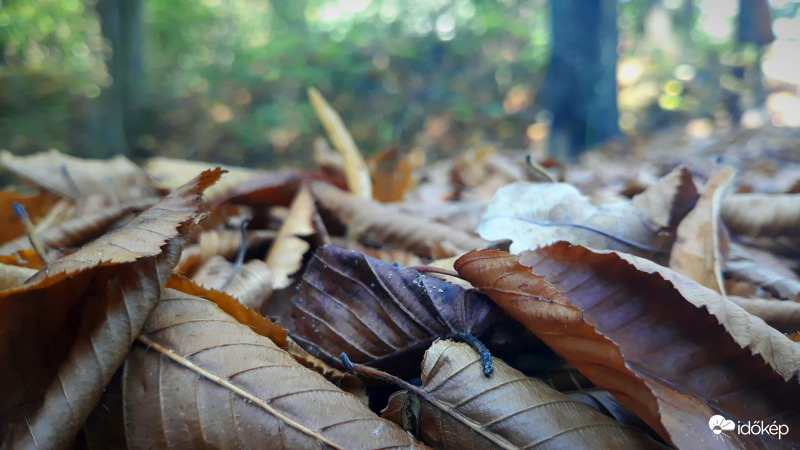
[124, 287, 423, 449]
[455, 245, 800, 448]
[0, 168, 222, 448]
[382, 340, 666, 449]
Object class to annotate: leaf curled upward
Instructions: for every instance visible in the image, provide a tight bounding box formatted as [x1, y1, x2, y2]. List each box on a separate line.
[0, 168, 224, 448]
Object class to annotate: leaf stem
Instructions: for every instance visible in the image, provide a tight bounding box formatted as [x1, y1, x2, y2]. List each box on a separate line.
[407, 265, 461, 278]
[12, 202, 50, 266]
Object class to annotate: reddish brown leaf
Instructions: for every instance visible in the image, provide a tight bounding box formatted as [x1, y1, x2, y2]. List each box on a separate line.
[0, 169, 222, 448]
[455, 245, 800, 448]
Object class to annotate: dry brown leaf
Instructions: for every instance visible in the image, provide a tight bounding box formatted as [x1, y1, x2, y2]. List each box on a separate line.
[192, 256, 273, 311]
[308, 87, 372, 198]
[369, 147, 416, 202]
[382, 340, 665, 449]
[0, 197, 157, 256]
[266, 186, 319, 289]
[174, 228, 275, 277]
[669, 166, 735, 293]
[0, 189, 59, 244]
[146, 156, 268, 203]
[476, 181, 670, 256]
[727, 296, 800, 332]
[0, 169, 222, 448]
[124, 287, 424, 449]
[725, 243, 800, 300]
[313, 182, 486, 258]
[722, 193, 800, 237]
[631, 166, 699, 230]
[0, 149, 155, 203]
[455, 245, 800, 448]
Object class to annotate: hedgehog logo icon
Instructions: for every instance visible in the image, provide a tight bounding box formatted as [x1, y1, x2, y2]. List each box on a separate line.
[709, 415, 735, 439]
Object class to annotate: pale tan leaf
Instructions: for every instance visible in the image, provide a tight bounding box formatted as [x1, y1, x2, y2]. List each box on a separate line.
[382, 340, 665, 449]
[0, 149, 155, 203]
[669, 166, 735, 293]
[193, 256, 273, 311]
[266, 186, 318, 289]
[145, 156, 297, 206]
[476, 182, 669, 256]
[722, 193, 800, 237]
[0, 169, 222, 448]
[308, 87, 372, 198]
[313, 182, 486, 258]
[124, 288, 425, 449]
[725, 243, 800, 300]
[631, 166, 698, 229]
[0, 263, 36, 290]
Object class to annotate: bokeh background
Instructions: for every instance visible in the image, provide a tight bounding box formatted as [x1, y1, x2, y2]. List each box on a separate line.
[1, 0, 798, 166]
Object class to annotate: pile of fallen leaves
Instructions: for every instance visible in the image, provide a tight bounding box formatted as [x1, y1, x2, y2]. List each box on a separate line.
[1, 91, 800, 449]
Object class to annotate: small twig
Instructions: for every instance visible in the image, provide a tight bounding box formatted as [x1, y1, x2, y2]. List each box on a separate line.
[407, 265, 460, 278]
[490, 215, 667, 254]
[12, 202, 50, 266]
[525, 154, 558, 183]
[449, 332, 493, 377]
[221, 218, 250, 290]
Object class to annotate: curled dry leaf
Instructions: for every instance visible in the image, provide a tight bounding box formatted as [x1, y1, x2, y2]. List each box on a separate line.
[0, 197, 157, 256]
[722, 193, 800, 237]
[313, 182, 487, 258]
[124, 287, 423, 449]
[0, 149, 155, 203]
[266, 186, 322, 289]
[0, 168, 222, 448]
[278, 245, 500, 375]
[455, 245, 800, 449]
[308, 87, 372, 198]
[669, 166, 735, 293]
[477, 181, 669, 256]
[382, 340, 665, 449]
[175, 228, 275, 277]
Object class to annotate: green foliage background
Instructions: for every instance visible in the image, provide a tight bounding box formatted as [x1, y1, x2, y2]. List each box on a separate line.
[0, 0, 790, 166]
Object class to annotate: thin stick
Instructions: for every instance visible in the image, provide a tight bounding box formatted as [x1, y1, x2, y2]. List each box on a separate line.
[12, 202, 50, 266]
[136, 335, 345, 450]
[221, 218, 250, 289]
[407, 265, 460, 278]
[525, 154, 558, 183]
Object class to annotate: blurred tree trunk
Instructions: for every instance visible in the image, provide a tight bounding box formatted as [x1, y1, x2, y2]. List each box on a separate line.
[94, 0, 144, 156]
[544, 0, 620, 161]
[737, 0, 774, 117]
